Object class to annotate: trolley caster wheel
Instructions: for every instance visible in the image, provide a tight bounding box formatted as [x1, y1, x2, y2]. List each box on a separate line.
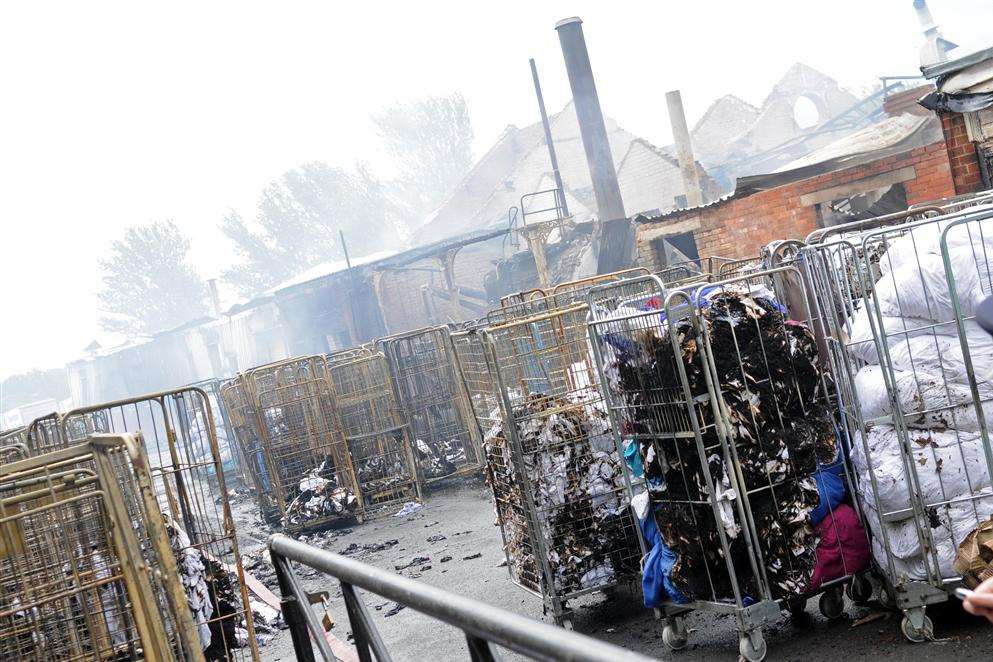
[662, 619, 688, 651]
[738, 631, 767, 662]
[900, 613, 933, 643]
[878, 587, 896, 610]
[846, 575, 872, 605]
[819, 588, 845, 620]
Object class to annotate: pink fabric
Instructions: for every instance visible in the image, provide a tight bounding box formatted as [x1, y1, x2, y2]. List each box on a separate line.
[808, 504, 871, 592]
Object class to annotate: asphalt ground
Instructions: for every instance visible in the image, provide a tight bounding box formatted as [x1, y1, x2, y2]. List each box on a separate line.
[230, 479, 993, 661]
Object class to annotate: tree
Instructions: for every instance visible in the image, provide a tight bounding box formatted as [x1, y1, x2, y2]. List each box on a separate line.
[98, 221, 209, 336]
[221, 162, 402, 296]
[372, 93, 474, 225]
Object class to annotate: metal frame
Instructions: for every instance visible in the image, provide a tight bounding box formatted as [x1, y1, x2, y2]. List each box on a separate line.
[327, 350, 421, 515]
[479, 301, 642, 627]
[219, 375, 272, 506]
[189, 377, 250, 490]
[800, 196, 993, 641]
[0, 433, 205, 661]
[586, 268, 858, 658]
[59, 388, 261, 661]
[380, 326, 482, 485]
[244, 356, 363, 532]
[268, 533, 655, 662]
[0, 426, 28, 462]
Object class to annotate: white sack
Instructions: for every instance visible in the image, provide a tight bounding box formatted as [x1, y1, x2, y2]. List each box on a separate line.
[846, 308, 936, 364]
[865, 494, 993, 580]
[854, 364, 993, 431]
[878, 212, 993, 279]
[874, 246, 988, 323]
[852, 423, 993, 516]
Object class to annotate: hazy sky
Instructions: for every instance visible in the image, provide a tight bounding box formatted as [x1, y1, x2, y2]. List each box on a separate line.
[2, 0, 991, 380]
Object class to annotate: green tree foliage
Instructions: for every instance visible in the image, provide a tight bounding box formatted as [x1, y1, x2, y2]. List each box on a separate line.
[221, 162, 400, 296]
[97, 220, 209, 336]
[373, 93, 474, 224]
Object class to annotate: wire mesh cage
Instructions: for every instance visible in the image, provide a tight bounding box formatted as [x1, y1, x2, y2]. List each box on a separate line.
[0, 433, 204, 661]
[245, 356, 363, 532]
[802, 200, 993, 641]
[219, 376, 271, 505]
[449, 325, 501, 467]
[189, 378, 249, 491]
[479, 303, 642, 626]
[23, 413, 69, 456]
[586, 268, 861, 656]
[59, 390, 261, 661]
[380, 327, 482, 485]
[327, 351, 421, 515]
[0, 426, 28, 462]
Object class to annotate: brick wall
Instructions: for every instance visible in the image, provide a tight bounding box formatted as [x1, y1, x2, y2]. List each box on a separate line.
[941, 112, 985, 194]
[635, 141, 959, 267]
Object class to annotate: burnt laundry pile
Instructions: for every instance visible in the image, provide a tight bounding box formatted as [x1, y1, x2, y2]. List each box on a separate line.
[282, 457, 360, 528]
[354, 438, 414, 493]
[847, 222, 993, 579]
[414, 437, 467, 479]
[484, 392, 639, 594]
[611, 289, 834, 601]
[164, 514, 262, 657]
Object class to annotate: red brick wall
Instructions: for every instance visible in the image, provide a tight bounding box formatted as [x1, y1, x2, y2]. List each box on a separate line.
[941, 112, 985, 194]
[635, 141, 959, 265]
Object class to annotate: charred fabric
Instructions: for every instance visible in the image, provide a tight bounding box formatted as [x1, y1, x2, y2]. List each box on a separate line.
[484, 392, 640, 595]
[608, 290, 837, 601]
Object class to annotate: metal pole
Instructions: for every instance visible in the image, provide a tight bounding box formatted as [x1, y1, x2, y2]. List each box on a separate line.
[339, 230, 360, 345]
[555, 17, 630, 274]
[529, 58, 569, 219]
[271, 547, 319, 662]
[665, 90, 703, 208]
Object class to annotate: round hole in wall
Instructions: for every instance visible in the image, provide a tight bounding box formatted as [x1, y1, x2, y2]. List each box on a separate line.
[793, 95, 820, 129]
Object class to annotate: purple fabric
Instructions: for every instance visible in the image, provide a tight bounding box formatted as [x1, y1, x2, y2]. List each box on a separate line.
[807, 504, 870, 592]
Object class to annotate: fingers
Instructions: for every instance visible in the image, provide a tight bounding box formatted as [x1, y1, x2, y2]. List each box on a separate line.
[973, 576, 993, 594]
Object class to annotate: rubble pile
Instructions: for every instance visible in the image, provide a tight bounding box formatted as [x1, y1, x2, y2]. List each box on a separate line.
[607, 289, 833, 601]
[847, 224, 993, 579]
[282, 458, 359, 528]
[484, 392, 639, 594]
[164, 514, 272, 657]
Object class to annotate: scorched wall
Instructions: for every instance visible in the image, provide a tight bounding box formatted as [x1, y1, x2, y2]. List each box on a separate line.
[634, 140, 958, 266]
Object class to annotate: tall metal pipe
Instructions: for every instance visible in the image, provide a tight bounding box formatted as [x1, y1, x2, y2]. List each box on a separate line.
[555, 17, 631, 273]
[665, 90, 703, 208]
[529, 58, 569, 219]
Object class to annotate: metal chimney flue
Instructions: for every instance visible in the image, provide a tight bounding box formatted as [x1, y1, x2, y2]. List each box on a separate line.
[555, 16, 630, 274]
[666, 90, 704, 209]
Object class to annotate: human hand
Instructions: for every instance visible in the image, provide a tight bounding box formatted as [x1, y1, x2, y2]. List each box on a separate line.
[963, 577, 993, 624]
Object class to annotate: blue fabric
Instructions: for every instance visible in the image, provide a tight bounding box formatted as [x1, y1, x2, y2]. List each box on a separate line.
[810, 458, 847, 527]
[638, 507, 690, 606]
[623, 440, 644, 478]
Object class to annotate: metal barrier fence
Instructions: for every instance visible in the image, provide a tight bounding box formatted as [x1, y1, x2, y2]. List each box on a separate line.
[586, 268, 859, 660]
[59, 389, 261, 661]
[327, 350, 421, 514]
[0, 434, 205, 661]
[380, 326, 482, 485]
[246, 356, 363, 531]
[480, 303, 642, 627]
[267, 533, 657, 662]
